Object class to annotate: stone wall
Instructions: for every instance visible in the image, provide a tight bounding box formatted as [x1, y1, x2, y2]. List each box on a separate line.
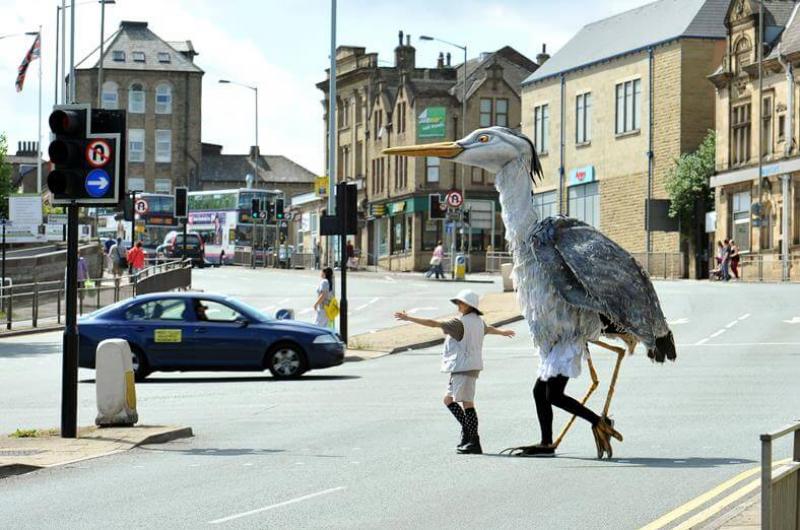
[4, 243, 104, 285]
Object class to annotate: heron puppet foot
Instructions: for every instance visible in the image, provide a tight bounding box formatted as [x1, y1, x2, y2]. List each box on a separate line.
[592, 417, 623, 459]
[501, 443, 556, 457]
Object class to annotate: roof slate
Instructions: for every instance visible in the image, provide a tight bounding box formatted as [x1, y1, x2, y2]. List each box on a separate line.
[200, 150, 317, 185]
[524, 0, 728, 85]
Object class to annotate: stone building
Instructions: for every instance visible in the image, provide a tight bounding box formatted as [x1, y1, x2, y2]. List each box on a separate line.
[7, 141, 49, 194]
[521, 0, 727, 277]
[199, 143, 316, 199]
[75, 21, 203, 193]
[318, 32, 539, 271]
[709, 0, 800, 281]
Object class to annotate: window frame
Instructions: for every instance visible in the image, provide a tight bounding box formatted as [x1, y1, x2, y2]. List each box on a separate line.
[155, 129, 172, 163]
[426, 156, 440, 183]
[615, 79, 641, 135]
[534, 104, 550, 154]
[479, 98, 492, 128]
[567, 182, 600, 228]
[101, 81, 119, 110]
[155, 83, 172, 114]
[576, 92, 592, 144]
[495, 98, 509, 127]
[731, 102, 752, 166]
[128, 83, 146, 114]
[132, 51, 145, 63]
[157, 52, 171, 63]
[128, 128, 145, 163]
[111, 50, 125, 62]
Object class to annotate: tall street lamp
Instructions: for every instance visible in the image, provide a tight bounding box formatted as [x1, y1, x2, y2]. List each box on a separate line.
[218, 79, 260, 178]
[419, 35, 468, 255]
[97, 0, 116, 108]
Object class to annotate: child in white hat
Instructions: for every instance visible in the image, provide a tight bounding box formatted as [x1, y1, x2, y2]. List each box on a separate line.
[395, 289, 515, 454]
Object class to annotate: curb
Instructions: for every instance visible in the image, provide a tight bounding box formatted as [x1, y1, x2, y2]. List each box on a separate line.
[136, 426, 194, 446]
[0, 325, 64, 338]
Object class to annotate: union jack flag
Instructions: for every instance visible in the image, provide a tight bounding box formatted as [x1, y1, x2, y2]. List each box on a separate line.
[15, 33, 40, 93]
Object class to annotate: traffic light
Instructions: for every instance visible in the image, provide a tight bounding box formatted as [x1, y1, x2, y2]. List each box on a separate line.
[46, 104, 124, 205]
[275, 198, 285, 220]
[251, 197, 261, 219]
[429, 193, 446, 219]
[463, 209, 470, 225]
[175, 187, 188, 218]
[335, 182, 358, 235]
[265, 201, 274, 222]
[123, 194, 134, 222]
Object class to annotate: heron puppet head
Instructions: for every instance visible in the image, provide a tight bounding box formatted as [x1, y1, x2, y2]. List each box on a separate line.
[382, 126, 543, 184]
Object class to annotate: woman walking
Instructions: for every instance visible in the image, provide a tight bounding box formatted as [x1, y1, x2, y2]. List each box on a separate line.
[313, 267, 335, 329]
[729, 240, 740, 280]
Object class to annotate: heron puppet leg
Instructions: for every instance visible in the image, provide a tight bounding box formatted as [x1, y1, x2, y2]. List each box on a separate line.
[588, 340, 625, 442]
[551, 354, 599, 448]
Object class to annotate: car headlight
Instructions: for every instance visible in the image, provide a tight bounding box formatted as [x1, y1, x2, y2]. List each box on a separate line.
[313, 334, 340, 344]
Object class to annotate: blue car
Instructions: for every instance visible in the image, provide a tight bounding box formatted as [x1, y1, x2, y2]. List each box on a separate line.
[78, 293, 345, 380]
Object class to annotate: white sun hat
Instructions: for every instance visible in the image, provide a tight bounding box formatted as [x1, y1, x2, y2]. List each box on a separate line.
[450, 289, 483, 315]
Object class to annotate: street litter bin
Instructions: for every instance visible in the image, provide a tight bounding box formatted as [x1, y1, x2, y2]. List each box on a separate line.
[454, 254, 466, 281]
[95, 339, 138, 427]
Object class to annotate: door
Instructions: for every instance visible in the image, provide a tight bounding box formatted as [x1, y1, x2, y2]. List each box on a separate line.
[123, 298, 192, 368]
[188, 299, 265, 368]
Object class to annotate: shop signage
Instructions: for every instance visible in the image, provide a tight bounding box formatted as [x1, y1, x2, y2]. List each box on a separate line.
[315, 176, 329, 196]
[389, 201, 407, 215]
[371, 204, 386, 217]
[418, 107, 446, 139]
[568, 165, 595, 186]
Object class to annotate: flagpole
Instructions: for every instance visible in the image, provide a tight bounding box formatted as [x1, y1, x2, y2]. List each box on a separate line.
[61, 0, 66, 104]
[37, 25, 42, 195]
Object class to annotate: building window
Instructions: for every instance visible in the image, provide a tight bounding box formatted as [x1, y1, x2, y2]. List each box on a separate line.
[426, 157, 440, 183]
[762, 96, 773, 156]
[471, 167, 483, 185]
[157, 52, 170, 63]
[128, 129, 145, 162]
[112, 50, 125, 62]
[396, 101, 407, 133]
[496, 98, 508, 127]
[732, 103, 751, 165]
[155, 129, 171, 163]
[101, 81, 118, 110]
[615, 79, 641, 134]
[778, 115, 786, 142]
[127, 177, 145, 192]
[480, 98, 492, 128]
[155, 84, 172, 114]
[576, 92, 592, 144]
[129, 83, 145, 114]
[533, 190, 558, 219]
[568, 182, 600, 228]
[534, 104, 550, 154]
[732, 190, 751, 252]
[132, 51, 145, 63]
[154, 179, 172, 193]
[373, 109, 383, 137]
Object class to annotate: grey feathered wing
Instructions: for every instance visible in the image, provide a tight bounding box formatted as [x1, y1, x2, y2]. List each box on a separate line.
[540, 217, 675, 362]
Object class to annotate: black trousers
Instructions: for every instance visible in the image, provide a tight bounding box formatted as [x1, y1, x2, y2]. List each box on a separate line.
[533, 375, 600, 445]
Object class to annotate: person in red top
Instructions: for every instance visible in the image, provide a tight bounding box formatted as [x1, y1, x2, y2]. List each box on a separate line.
[127, 241, 147, 275]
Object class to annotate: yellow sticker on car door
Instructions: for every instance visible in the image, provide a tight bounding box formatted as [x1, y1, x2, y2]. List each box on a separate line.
[154, 329, 182, 343]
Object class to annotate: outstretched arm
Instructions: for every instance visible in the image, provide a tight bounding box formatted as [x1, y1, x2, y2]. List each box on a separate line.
[394, 311, 443, 329]
[486, 325, 515, 338]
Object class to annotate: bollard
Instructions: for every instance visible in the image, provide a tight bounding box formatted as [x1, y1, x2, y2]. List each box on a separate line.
[95, 339, 138, 427]
[500, 263, 515, 292]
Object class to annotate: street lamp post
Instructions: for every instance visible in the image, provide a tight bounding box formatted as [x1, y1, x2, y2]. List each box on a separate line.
[420, 35, 468, 263]
[218, 80, 259, 179]
[97, 0, 116, 108]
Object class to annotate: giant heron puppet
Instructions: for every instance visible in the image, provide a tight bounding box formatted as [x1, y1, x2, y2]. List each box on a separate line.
[384, 127, 676, 458]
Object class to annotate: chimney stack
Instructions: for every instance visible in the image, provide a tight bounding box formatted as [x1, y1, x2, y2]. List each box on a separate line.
[398, 30, 403, 46]
[536, 43, 550, 66]
[249, 145, 261, 164]
[394, 29, 416, 71]
[437, 52, 444, 68]
[446, 52, 451, 67]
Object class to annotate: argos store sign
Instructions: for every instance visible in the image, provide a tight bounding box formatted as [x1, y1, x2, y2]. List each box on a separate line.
[568, 165, 595, 186]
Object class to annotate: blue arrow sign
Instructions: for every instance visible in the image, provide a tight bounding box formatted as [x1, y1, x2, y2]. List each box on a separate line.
[85, 169, 111, 198]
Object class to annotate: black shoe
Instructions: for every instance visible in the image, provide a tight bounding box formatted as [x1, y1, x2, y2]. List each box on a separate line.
[457, 436, 482, 455]
[457, 432, 469, 450]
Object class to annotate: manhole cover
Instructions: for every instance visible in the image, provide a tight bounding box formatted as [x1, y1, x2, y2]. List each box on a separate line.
[0, 450, 44, 457]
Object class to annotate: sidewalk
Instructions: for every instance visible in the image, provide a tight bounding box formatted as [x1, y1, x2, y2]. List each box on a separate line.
[347, 291, 522, 353]
[0, 425, 192, 479]
[713, 495, 760, 529]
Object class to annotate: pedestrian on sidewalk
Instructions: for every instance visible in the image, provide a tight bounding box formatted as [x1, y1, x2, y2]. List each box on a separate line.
[394, 289, 515, 455]
[721, 239, 732, 281]
[127, 241, 146, 276]
[313, 267, 335, 329]
[425, 241, 445, 279]
[729, 240, 740, 280]
[313, 238, 321, 270]
[109, 237, 127, 278]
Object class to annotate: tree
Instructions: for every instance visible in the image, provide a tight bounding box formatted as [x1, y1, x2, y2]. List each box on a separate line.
[665, 130, 716, 226]
[0, 133, 12, 220]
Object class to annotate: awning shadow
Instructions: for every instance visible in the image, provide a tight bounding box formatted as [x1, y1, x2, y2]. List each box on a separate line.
[79, 374, 361, 384]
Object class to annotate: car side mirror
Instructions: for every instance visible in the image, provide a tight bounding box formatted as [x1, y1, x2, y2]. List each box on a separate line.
[235, 317, 249, 327]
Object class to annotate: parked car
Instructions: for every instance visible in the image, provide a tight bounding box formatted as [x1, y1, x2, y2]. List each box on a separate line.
[78, 293, 345, 380]
[156, 231, 205, 267]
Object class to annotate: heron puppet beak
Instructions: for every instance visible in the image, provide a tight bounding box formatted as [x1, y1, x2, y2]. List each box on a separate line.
[382, 141, 463, 159]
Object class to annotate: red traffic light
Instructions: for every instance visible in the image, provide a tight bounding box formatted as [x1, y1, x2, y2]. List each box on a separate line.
[48, 139, 82, 165]
[49, 109, 85, 135]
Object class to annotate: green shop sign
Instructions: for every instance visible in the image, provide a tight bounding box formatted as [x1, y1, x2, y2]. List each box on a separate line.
[418, 107, 446, 139]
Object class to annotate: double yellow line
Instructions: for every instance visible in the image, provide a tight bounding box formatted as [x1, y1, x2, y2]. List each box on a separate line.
[641, 458, 790, 529]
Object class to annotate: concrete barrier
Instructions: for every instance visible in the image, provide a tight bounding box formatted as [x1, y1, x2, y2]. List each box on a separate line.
[501, 263, 514, 292]
[95, 339, 138, 427]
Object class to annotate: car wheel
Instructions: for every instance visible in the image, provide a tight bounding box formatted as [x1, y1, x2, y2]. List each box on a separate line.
[266, 343, 306, 379]
[129, 346, 151, 382]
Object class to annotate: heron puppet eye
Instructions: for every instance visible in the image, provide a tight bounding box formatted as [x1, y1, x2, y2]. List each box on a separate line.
[478, 135, 490, 143]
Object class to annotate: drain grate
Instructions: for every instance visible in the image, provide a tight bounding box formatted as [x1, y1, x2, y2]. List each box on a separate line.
[0, 450, 44, 457]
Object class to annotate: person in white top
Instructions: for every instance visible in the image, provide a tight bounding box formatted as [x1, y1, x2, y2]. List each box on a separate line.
[395, 289, 515, 454]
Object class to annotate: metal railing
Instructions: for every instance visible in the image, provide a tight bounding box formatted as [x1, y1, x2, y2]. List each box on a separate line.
[732, 253, 800, 282]
[761, 420, 800, 529]
[0, 259, 190, 333]
[631, 252, 685, 280]
[486, 251, 513, 273]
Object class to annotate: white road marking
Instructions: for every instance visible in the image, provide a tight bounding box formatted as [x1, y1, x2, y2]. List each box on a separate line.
[354, 297, 380, 312]
[709, 329, 726, 338]
[384, 275, 396, 282]
[298, 308, 314, 316]
[668, 318, 689, 325]
[407, 307, 438, 315]
[262, 306, 276, 312]
[783, 316, 800, 324]
[725, 320, 739, 328]
[738, 313, 751, 320]
[694, 338, 710, 346]
[275, 298, 290, 306]
[208, 487, 345, 525]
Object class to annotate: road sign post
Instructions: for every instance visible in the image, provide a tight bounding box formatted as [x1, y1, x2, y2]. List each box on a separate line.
[61, 203, 79, 438]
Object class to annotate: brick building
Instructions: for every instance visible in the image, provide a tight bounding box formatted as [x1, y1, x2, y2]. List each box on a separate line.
[318, 32, 539, 271]
[75, 21, 203, 194]
[709, 0, 800, 280]
[521, 0, 727, 277]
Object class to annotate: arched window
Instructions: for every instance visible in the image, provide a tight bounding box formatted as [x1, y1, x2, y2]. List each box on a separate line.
[128, 83, 145, 113]
[155, 83, 172, 114]
[101, 81, 118, 109]
[734, 37, 751, 75]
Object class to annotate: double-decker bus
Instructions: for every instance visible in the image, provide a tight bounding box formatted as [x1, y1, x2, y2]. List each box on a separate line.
[95, 193, 177, 249]
[187, 188, 280, 263]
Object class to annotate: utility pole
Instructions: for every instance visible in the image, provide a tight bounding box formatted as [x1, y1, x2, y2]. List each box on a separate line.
[327, 0, 337, 267]
[1, 218, 6, 317]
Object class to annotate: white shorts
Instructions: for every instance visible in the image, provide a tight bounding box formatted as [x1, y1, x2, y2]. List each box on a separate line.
[446, 373, 478, 402]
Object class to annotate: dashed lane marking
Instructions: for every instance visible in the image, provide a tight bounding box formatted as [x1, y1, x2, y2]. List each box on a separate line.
[668, 318, 689, 325]
[738, 313, 751, 320]
[725, 320, 739, 328]
[208, 486, 345, 525]
[709, 329, 726, 338]
[694, 338, 710, 346]
[354, 297, 380, 312]
[298, 308, 314, 316]
[406, 307, 439, 315]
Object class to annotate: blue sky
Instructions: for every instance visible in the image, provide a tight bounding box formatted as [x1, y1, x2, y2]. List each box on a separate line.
[1, 0, 646, 174]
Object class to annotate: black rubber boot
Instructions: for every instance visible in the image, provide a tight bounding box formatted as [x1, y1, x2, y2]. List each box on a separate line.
[457, 436, 483, 455]
[458, 430, 469, 449]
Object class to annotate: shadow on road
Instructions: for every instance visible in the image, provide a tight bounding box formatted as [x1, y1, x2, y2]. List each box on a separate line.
[485, 454, 756, 468]
[0, 342, 60, 359]
[79, 375, 361, 384]
[139, 446, 285, 457]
